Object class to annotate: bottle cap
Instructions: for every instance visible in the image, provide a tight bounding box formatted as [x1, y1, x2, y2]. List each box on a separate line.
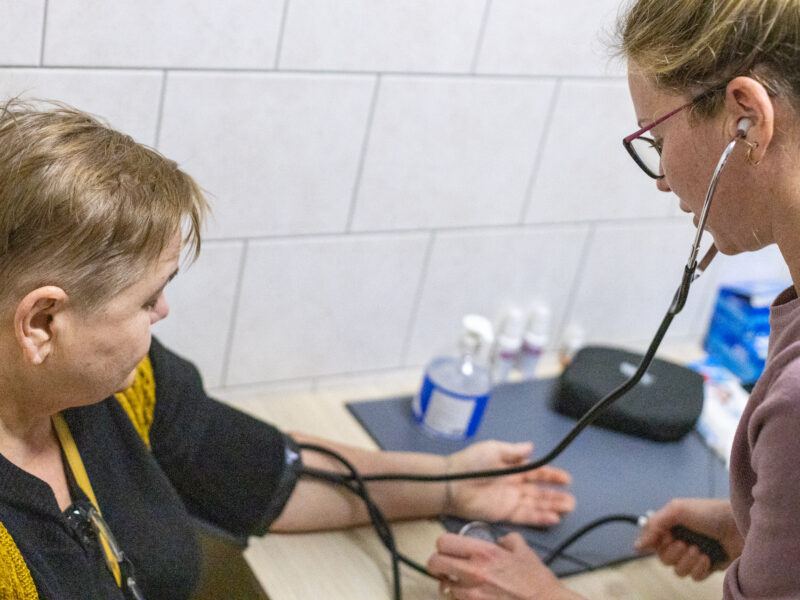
[523, 303, 551, 347]
[462, 314, 494, 345]
[496, 307, 525, 352]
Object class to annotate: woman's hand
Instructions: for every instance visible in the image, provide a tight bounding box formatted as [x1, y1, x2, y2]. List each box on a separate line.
[635, 498, 743, 581]
[446, 441, 575, 526]
[427, 532, 583, 600]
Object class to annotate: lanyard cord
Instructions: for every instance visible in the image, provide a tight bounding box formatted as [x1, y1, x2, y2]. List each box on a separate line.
[52, 413, 122, 586]
[51, 413, 147, 599]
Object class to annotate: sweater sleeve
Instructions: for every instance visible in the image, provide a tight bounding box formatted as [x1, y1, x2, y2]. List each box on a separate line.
[145, 337, 302, 537]
[723, 369, 800, 599]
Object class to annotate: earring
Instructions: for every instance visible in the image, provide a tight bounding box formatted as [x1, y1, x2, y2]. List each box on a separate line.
[744, 140, 761, 166]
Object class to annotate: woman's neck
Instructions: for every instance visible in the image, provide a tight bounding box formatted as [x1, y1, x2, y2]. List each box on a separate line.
[773, 188, 800, 291]
[0, 400, 56, 460]
[0, 369, 59, 457]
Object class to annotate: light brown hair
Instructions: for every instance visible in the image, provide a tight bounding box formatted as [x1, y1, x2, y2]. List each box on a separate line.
[0, 99, 208, 313]
[616, 0, 800, 118]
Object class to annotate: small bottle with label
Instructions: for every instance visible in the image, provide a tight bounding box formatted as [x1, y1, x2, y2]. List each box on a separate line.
[412, 315, 494, 439]
[518, 304, 551, 380]
[491, 307, 525, 383]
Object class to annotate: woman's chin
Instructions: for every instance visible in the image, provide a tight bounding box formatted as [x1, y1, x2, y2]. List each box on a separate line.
[115, 369, 138, 393]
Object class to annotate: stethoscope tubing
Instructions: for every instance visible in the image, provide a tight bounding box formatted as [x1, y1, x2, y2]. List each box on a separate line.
[356, 135, 746, 485]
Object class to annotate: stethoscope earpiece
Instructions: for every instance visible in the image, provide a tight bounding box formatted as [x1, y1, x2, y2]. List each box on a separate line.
[737, 118, 753, 136]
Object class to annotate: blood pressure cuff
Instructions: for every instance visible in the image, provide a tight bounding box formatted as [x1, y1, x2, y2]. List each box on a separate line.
[553, 346, 704, 442]
[147, 337, 303, 537]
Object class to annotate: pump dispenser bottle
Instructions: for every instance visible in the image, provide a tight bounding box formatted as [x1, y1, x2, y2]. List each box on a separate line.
[412, 314, 494, 439]
[491, 307, 525, 383]
[518, 303, 551, 380]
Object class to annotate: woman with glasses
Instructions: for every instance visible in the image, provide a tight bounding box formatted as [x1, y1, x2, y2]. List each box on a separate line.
[0, 100, 576, 599]
[427, 1, 800, 598]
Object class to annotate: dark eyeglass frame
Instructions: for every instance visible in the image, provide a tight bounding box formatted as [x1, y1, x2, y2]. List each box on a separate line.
[622, 101, 692, 179]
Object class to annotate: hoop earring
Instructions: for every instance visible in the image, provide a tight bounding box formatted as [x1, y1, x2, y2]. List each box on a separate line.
[744, 140, 761, 166]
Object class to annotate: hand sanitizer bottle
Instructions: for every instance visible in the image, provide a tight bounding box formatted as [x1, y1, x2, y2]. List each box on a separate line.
[491, 307, 525, 383]
[412, 314, 494, 439]
[518, 303, 551, 380]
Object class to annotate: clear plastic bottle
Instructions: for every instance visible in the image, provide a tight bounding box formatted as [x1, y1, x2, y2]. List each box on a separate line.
[412, 315, 494, 439]
[491, 307, 525, 383]
[518, 304, 551, 380]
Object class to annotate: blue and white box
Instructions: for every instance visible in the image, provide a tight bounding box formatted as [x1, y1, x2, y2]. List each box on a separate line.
[704, 280, 789, 383]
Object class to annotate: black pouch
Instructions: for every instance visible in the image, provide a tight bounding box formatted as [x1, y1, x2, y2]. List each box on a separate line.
[553, 346, 704, 442]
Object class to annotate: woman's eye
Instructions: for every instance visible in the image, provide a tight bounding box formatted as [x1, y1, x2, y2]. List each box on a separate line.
[652, 137, 664, 153]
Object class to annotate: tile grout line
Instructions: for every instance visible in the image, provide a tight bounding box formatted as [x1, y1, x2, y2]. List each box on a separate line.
[219, 240, 250, 387]
[345, 75, 381, 232]
[518, 77, 562, 223]
[0, 62, 625, 83]
[399, 231, 437, 366]
[195, 214, 692, 244]
[214, 362, 422, 394]
[38, 0, 49, 66]
[552, 223, 595, 347]
[273, 0, 290, 69]
[469, 0, 493, 74]
[153, 70, 169, 148]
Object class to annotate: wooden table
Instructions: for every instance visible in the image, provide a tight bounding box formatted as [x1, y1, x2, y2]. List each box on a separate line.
[221, 349, 725, 600]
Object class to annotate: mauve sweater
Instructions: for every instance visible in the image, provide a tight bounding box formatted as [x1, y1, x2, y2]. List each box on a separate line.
[725, 286, 800, 599]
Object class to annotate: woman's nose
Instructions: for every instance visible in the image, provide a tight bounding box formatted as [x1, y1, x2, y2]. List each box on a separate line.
[656, 175, 671, 192]
[151, 294, 170, 324]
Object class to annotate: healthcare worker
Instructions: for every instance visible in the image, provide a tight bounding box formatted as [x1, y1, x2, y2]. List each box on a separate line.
[427, 1, 800, 598]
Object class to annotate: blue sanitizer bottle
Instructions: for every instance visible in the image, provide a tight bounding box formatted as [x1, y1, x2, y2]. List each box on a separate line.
[412, 315, 494, 439]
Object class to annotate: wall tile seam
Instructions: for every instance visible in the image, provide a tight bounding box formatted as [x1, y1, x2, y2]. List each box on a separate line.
[211, 328, 709, 394]
[469, 0, 493, 74]
[400, 231, 437, 366]
[272, 0, 291, 70]
[552, 223, 596, 348]
[519, 78, 562, 224]
[521, 215, 692, 230]
[6, 63, 626, 83]
[207, 332, 707, 392]
[345, 75, 382, 232]
[219, 240, 250, 388]
[219, 364, 425, 392]
[197, 216, 691, 245]
[38, 0, 49, 67]
[153, 70, 168, 149]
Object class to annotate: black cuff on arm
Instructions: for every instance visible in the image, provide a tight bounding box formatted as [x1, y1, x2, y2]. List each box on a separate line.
[253, 435, 303, 534]
[147, 337, 303, 537]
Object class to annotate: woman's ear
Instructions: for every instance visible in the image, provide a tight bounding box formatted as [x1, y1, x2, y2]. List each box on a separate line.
[14, 286, 68, 365]
[725, 76, 774, 164]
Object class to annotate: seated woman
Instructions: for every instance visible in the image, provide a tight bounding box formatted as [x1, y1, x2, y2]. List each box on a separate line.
[0, 99, 575, 600]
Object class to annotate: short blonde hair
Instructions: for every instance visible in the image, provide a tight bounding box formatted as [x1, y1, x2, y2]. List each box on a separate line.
[616, 0, 800, 118]
[0, 99, 208, 313]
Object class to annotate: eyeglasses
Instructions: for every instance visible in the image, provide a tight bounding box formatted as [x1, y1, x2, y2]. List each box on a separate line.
[622, 101, 692, 179]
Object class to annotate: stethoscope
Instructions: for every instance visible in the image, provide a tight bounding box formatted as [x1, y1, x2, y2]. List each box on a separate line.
[299, 121, 753, 599]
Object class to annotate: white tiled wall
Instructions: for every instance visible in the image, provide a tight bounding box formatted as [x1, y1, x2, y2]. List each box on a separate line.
[0, 1, 789, 395]
[352, 76, 555, 230]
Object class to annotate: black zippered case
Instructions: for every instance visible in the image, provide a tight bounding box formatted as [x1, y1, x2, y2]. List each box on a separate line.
[553, 346, 704, 442]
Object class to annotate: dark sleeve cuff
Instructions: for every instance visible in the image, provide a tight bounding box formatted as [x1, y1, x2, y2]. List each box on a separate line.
[252, 434, 303, 535]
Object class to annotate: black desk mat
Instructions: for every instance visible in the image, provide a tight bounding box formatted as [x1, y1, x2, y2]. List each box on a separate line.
[346, 378, 729, 576]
